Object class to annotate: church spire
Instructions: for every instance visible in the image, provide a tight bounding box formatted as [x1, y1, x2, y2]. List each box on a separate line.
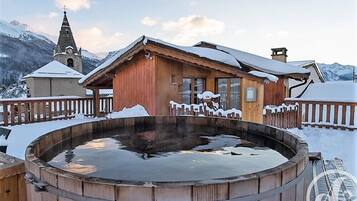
[54, 10, 79, 54]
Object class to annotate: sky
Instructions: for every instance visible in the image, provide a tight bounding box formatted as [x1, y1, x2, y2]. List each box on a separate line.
[0, 0, 356, 65]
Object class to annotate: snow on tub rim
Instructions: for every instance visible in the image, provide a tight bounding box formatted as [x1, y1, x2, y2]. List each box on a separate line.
[25, 116, 309, 201]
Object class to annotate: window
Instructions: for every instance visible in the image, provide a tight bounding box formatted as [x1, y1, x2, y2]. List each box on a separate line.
[216, 78, 241, 110]
[181, 78, 205, 104]
[67, 58, 74, 67]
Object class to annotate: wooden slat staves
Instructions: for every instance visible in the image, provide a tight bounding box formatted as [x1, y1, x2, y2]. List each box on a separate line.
[334, 104, 339, 125]
[10, 104, 15, 125]
[298, 103, 302, 129]
[311, 104, 316, 127]
[64, 100, 68, 119]
[81, 99, 85, 114]
[76, 99, 80, 114]
[73, 100, 77, 115]
[350, 105, 355, 128]
[24, 102, 29, 124]
[341, 104, 347, 127]
[17, 103, 22, 125]
[48, 101, 52, 120]
[42, 101, 47, 121]
[304, 103, 309, 123]
[36, 102, 41, 122]
[3, 103, 8, 126]
[69, 99, 72, 116]
[318, 104, 323, 128]
[53, 101, 57, 117]
[326, 104, 331, 124]
[30, 102, 35, 122]
[86, 100, 90, 115]
[106, 99, 110, 113]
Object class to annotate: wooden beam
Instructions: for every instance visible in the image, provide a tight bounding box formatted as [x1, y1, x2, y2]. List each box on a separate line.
[92, 88, 100, 117]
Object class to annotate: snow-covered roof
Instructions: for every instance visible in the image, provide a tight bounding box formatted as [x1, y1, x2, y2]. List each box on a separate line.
[80, 36, 242, 84]
[288, 60, 325, 82]
[86, 89, 113, 96]
[248, 71, 279, 82]
[288, 60, 315, 67]
[23, 61, 84, 79]
[196, 42, 310, 76]
[286, 81, 357, 102]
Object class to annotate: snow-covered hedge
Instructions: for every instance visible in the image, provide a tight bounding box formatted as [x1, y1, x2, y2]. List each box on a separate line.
[263, 103, 298, 115]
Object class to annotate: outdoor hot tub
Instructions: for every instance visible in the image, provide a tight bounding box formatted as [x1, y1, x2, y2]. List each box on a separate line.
[25, 116, 309, 201]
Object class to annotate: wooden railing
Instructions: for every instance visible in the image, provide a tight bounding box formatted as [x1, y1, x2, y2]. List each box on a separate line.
[0, 96, 113, 126]
[169, 103, 242, 119]
[263, 104, 301, 129]
[285, 99, 356, 130]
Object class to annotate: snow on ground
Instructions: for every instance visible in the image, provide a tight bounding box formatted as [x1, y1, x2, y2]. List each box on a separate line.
[5, 105, 149, 159]
[288, 126, 357, 176]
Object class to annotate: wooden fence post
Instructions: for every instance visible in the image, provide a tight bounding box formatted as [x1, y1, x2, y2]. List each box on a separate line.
[3, 103, 8, 126]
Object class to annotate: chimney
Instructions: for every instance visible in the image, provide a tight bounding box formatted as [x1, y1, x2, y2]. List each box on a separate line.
[271, 47, 288, 63]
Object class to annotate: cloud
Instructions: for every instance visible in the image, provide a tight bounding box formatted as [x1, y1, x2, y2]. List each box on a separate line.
[189, 1, 198, 6]
[55, 0, 91, 11]
[266, 30, 289, 38]
[48, 12, 59, 18]
[161, 15, 225, 44]
[141, 17, 159, 26]
[75, 27, 122, 52]
[234, 29, 247, 35]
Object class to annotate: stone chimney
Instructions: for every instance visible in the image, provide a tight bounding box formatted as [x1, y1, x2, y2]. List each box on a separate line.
[271, 47, 288, 63]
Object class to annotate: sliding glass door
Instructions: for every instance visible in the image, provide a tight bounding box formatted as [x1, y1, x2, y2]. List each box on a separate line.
[182, 78, 205, 104]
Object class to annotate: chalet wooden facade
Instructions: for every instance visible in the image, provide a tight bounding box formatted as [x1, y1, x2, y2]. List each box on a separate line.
[80, 36, 309, 124]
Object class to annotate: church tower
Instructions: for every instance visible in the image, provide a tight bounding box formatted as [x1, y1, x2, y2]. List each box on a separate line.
[54, 11, 83, 73]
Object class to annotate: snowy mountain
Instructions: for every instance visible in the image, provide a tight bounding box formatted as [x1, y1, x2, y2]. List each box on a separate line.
[0, 20, 102, 89]
[318, 63, 355, 81]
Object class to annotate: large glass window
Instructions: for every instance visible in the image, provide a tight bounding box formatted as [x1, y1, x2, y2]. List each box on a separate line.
[217, 78, 228, 109]
[182, 78, 205, 104]
[216, 78, 241, 109]
[182, 78, 192, 104]
[230, 78, 241, 109]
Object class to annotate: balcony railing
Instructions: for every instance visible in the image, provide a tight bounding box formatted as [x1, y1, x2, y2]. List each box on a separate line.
[263, 103, 301, 129]
[285, 99, 356, 130]
[0, 96, 113, 126]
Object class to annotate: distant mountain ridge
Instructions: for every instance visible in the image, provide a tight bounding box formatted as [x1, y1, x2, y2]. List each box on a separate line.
[317, 62, 355, 81]
[0, 19, 102, 86]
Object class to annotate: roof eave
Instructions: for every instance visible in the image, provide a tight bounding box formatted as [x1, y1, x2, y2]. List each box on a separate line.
[82, 37, 264, 87]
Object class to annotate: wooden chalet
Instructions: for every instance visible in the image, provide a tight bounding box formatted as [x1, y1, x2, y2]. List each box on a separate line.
[80, 36, 309, 124]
